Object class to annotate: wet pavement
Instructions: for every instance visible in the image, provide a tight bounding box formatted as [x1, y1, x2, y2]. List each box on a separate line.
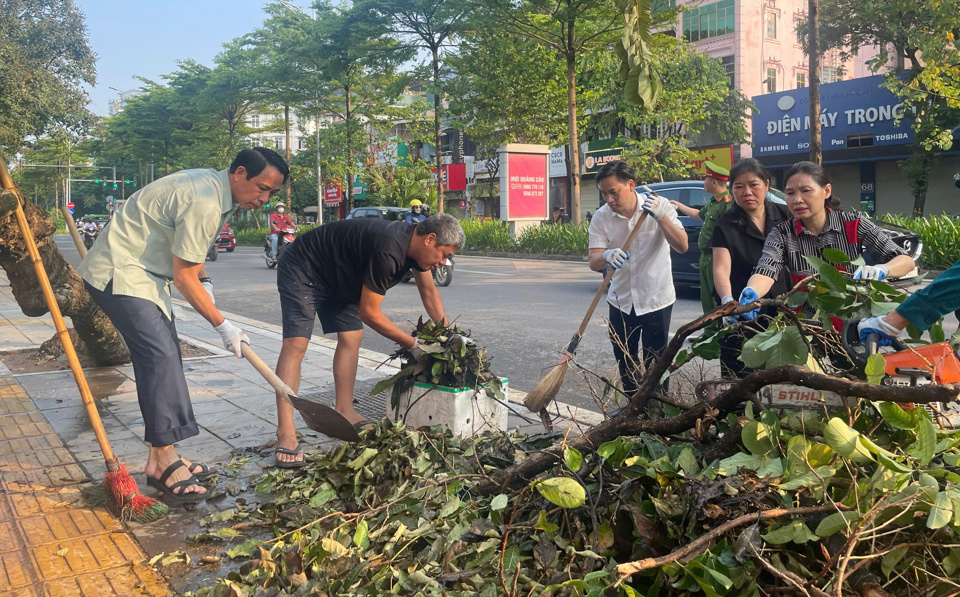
[0, 269, 603, 594]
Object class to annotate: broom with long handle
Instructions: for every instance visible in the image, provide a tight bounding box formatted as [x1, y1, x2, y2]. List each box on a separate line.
[0, 160, 166, 522]
[524, 208, 651, 411]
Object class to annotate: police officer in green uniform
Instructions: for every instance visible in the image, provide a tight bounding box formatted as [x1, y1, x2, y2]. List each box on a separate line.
[670, 161, 732, 315]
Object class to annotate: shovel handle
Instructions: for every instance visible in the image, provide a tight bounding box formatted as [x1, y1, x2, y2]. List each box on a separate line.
[241, 343, 297, 400]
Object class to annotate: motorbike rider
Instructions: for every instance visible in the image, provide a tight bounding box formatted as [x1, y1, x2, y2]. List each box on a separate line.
[81, 217, 99, 246]
[268, 203, 297, 258]
[405, 200, 427, 224]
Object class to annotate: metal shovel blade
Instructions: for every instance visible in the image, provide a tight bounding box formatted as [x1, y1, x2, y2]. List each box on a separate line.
[290, 394, 362, 443]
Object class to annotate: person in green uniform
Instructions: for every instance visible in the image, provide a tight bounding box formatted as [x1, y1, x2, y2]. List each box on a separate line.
[859, 260, 960, 343]
[669, 161, 732, 316]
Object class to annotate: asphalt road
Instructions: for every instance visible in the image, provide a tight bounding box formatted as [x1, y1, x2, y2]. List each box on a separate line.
[55, 236, 703, 411]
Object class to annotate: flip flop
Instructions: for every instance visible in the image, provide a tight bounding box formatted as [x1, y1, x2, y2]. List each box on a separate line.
[183, 460, 217, 480]
[353, 419, 376, 432]
[274, 443, 306, 469]
[146, 460, 207, 504]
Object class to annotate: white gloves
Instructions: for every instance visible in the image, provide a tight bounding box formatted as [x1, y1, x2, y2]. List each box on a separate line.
[853, 264, 890, 281]
[201, 281, 215, 305]
[451, 333, 475, 345]
[641, 193, 668, 221]
[720, 295, 738, 327]
[215, 319, 249, 358]
[857, 316, 902, 346]
[602, 248, 630, 270]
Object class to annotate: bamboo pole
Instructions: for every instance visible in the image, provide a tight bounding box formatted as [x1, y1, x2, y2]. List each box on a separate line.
[61, 206, 87, 258]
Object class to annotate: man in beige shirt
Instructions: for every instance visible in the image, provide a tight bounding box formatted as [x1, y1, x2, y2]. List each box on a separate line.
[79, 147, 287, 503]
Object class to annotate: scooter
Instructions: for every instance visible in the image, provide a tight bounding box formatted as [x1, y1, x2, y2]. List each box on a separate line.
[82, 228, 98, 249]
[264, 226, 297, 269]
[402, 257, 454, 287]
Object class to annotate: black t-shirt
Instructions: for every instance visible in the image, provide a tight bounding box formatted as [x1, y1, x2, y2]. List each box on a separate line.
[286, 218, 424, 303]
[711, 200, 792, 299]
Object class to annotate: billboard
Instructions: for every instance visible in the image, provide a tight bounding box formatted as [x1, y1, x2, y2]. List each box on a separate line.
[499, 147, 549, 220]
[686, 146, 733, 175]
[751, 75, 914, 157]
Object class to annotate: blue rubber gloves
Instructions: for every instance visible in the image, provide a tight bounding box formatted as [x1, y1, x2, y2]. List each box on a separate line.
[738, 287, 760, 321]
[857, 316, 902, 347]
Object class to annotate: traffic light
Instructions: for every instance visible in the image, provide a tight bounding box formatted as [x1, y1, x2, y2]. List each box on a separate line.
[94, 178, 100, 183]
[113, 183, 118, 189]
[124, 180, 132, 185]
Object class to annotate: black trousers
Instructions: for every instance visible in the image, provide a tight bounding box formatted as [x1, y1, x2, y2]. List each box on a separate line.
[84, 281, 199, 447]
[608, 303, 673, 396]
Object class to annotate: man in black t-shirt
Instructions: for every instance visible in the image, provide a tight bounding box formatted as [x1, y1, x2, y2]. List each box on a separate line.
[272, 214, 465, 466]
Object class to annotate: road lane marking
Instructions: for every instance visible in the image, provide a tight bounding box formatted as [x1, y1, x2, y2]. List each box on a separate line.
[454, 268, 514, 276]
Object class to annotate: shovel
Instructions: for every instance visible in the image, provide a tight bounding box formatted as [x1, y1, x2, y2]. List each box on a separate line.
[241, 344, 361, 442]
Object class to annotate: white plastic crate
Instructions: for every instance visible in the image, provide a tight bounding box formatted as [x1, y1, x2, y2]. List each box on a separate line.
[386, 379, 509, 437]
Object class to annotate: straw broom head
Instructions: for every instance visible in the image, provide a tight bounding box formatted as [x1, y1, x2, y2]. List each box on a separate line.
[524, 353, 572, 411]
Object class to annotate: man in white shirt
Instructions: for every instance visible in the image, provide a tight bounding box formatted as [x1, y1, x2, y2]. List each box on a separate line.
[588, 160, 688, 397]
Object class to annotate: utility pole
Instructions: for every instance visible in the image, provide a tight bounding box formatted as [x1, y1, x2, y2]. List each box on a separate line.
[808, 0, 822, 165]
[316, 114, 323, 226]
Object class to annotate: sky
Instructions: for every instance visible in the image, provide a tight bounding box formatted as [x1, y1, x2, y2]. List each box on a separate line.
[75, 0, 311, 116]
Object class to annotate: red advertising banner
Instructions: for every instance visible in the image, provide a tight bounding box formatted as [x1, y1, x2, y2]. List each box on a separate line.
[324, 184, 342, 207]
[506, 153, 548, 219]
[430, 164, 468, 192]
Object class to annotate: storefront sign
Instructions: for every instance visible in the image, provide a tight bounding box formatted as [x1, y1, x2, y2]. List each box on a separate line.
[686, 146, 734, 175]
[500, 148, 549, 219]
[324, 184, 342, 207]
[752, 75, 915, 156]
[431, 164, 468, 191]
[550, 147, 567, 178]
[583, 145, 624, 174]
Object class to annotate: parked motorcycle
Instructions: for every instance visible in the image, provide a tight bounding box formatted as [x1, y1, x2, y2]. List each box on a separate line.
[264, 226, 297, 269]
[402, 257, 454, 287]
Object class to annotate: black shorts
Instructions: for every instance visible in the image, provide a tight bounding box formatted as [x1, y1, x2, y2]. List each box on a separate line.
[277, 256, 362, 337]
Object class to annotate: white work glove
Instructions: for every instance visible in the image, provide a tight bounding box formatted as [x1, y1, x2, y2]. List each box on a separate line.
[720, 295, 738, 327]
[215, 319, 249, 358]
[602, 248, 630, 270]
[641, 193, 668, 221]
[858, 316, 902, 347]
[853, 264, 890, 281]
[451, 333, 475, 346]
[201, 281, 215, 305]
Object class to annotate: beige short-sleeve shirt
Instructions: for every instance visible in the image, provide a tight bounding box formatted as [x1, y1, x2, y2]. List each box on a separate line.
[79, 168, 234, 317]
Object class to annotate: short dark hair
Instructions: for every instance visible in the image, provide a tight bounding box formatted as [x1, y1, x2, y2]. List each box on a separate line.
[729, 158, 771, 187]
[785, 160, 840, 209]
[595, 160, 636, 186]
[416, 213, 465, 251]
[230, 147, 290, 184]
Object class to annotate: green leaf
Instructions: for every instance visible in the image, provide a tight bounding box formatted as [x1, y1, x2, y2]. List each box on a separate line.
[353, 520, 369, 548]
[876, 401, 917, 430]
[534, 477, 586, 509]
[804, 255, 846, 293]
[822, 248, 851, 265]
[533, 509, 559, 532]
[865, 354, 887, 385]
[931, 322, 946, 344]
[346, 447, 378, 470]
[762, 521, 819, 545]
[615, 0, 662, 111]
[913, 411, 937, 465]
[227, 539, 261, 559]
[928, 491, 954, 529]
[563, 446, 582, 473]
[815, 511, 860, 537]
[742, 420, 776, 456]
[371, 365, 416, 395]
[490, 494, 508, 512]
[881, 546, 908, 579]
[675, 447, 700, 475]
[740, 327, 780, 368]
[777, 466, 835, 490]
[823, 418, 874, 463]
[321, 537, 348, 557]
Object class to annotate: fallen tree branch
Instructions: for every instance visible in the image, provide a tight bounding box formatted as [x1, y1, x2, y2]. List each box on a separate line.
[613, 505, 845, 585]
[475, 365, 960, 494]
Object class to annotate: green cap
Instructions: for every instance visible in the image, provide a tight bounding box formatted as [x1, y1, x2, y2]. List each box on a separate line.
[704, 161, 729, 181]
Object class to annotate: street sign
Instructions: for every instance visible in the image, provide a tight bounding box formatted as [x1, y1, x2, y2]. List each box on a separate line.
[66, 202, 74, 209]
[68, 208, 74, 214]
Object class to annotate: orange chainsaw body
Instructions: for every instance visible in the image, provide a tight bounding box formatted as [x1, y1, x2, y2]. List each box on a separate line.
[882, 342, 960, 385]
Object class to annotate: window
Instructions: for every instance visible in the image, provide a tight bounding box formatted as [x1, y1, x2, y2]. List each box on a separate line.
[765, 11, 777, 39]
[821, 66, 841, 83]
[275, 138, 284, 151]
[765, 67, 778, 93]
[251, 115, 260, 128]
[796, 71, 806, 88]
[719, 55, 735, 87]
[298, 138, 305, 150]
[795, 18, 804, 46]
[846, 133, 874, 148]
[682, 0, 734, 42]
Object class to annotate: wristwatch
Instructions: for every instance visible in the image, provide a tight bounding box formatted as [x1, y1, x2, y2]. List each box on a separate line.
[199, 276, 212, 283]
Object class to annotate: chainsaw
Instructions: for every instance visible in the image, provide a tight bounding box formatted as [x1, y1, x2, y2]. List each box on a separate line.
[694, 319, 960, 429]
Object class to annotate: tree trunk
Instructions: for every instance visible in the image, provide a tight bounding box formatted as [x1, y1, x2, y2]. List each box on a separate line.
[808, 0, 822, 165]
[433, 45, 445, 213]
[0, 195, 130, 366]
[565, 18, 582, 224]
[285, 105, 292, 210]
[345, 86, 354, 213]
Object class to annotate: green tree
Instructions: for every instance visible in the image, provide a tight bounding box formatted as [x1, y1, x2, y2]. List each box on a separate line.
[0, 0, 96, 154]
[581, 36, 752, 183]
[816, 0, 960, 215]
[356, 0, 470, 211]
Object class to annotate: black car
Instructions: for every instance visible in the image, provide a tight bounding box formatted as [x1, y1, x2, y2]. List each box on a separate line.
[639, 180, 923, 288]
[345, 206, 411, 221]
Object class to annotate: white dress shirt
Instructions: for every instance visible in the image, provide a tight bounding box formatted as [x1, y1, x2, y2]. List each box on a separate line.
[588, 194, 684, 316]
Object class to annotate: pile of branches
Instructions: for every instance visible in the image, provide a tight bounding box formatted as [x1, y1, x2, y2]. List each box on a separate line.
[191, 265, 960, 596]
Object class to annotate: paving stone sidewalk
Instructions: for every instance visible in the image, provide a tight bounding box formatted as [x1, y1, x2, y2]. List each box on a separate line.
[0, 270, 603, 594]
